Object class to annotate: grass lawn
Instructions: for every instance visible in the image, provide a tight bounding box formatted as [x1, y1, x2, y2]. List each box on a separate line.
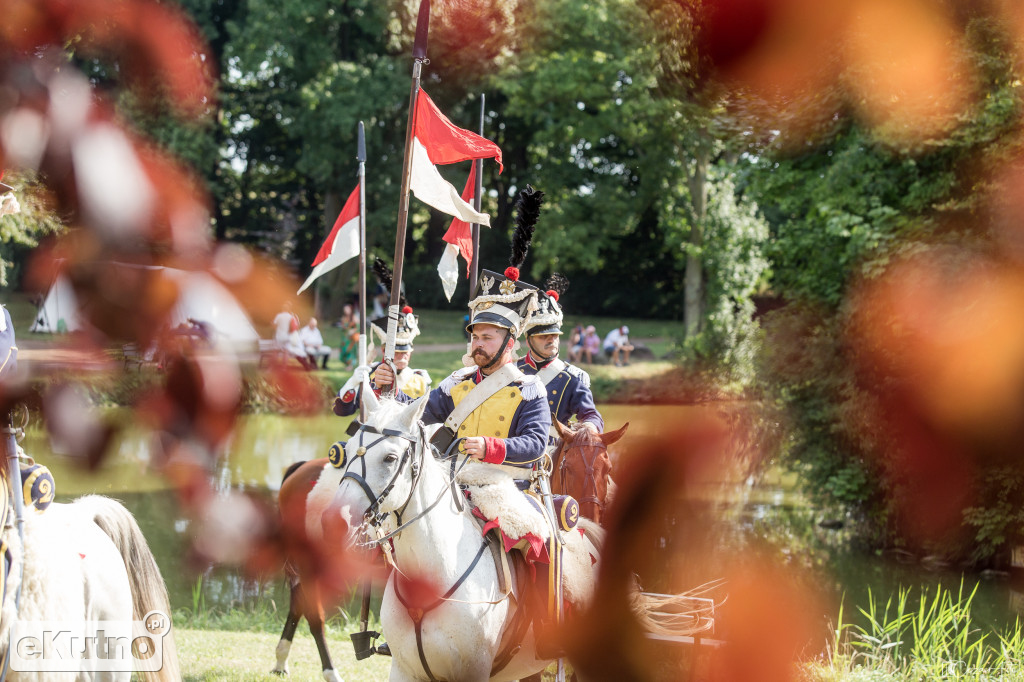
[177, 627, 565, 681]
[177, 627, 392, 681]
[8, 288, 684, 403]
[310, 308, 680, 357]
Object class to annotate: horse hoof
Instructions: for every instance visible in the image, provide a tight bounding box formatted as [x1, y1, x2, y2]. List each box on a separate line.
[322, 670, 344, 682]
[376, 641, 392, 656]
[270, 667, 288, 676]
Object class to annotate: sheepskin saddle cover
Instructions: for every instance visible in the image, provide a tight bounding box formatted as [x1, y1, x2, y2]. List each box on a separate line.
[457, 461, 598, 607]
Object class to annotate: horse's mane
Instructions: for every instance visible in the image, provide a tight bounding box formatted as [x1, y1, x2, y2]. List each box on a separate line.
[565, 423, 603, 449]
[364, 397, 414, 430]
[363, 398, 441, 444]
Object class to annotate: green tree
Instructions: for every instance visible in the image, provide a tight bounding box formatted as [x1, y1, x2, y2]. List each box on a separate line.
[0, 172, 66, 289]
[749, 15, 1024, 558]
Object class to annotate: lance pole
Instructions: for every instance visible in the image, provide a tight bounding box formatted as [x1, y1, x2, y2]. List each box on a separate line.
[354, 119, 379, 655]
[383, 0, 430, 394]
[356, 120, 368, 420]
[469, 94, 484, 300]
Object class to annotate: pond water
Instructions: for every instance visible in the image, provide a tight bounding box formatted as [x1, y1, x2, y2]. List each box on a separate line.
[17, 404, 1024, 635]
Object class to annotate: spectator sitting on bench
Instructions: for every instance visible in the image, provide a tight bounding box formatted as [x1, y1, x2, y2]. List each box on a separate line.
[603, 325, 634, 366]
[272, 307, 314, 370]
[572, 325, 600, 364]
[299, 317, 332, 370]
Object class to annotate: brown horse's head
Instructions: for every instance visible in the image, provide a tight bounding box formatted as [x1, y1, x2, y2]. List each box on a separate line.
[551, 420, 629, 524]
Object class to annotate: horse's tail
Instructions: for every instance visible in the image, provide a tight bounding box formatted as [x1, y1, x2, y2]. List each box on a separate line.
[629, 576, 724, 639]
[78, 495, 181, 682]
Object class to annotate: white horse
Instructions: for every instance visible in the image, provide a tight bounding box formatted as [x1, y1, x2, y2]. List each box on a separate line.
[321, 393, 602, 682]
[0, 493, 180, 682]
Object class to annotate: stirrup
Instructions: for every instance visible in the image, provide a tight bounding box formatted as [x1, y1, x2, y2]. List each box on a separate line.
[350, 630, 381, 660]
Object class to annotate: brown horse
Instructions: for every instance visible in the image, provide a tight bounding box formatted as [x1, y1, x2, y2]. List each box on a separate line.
[551, 420, 628, 524]
[271, 457, 350, 681]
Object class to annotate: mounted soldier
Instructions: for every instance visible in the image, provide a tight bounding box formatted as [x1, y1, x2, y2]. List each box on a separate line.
[333, 259, 432, 417]
[373, 186, 549, 473]
[518, 273, 604, 440]
[375, 186, 575, 655]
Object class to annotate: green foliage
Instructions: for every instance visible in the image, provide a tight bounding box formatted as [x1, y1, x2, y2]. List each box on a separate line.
[963, 466, 1024, 565]
[757, 305, 889, 540]
[0, 171, 66, 289]
[749, 15, 1024, 559]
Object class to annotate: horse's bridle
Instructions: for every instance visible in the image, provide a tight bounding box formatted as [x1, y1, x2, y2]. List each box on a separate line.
[339, 422, 470, 547]
[559, 437, 609, 512]
[340, 422, 425, 530]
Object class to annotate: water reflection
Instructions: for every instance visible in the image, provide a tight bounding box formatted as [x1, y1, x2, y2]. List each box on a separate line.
[20, 410, 357, 612]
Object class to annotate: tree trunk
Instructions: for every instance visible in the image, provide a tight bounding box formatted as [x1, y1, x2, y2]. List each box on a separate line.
[684, 145, 709, 338]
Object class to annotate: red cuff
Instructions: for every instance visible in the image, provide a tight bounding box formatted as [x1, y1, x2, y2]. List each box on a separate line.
[342, 389, 356, 403]
[482, 437, 506, 464]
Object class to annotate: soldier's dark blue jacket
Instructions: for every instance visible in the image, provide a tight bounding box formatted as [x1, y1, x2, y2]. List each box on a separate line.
[517, 352, 603, 432]
[395, 365, 550, 467]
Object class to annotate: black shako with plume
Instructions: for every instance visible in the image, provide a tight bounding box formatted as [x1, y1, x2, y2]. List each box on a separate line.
[370, 256, 418, 350]
[544, 272, 569, 300]
[463, 185, 543, 341]
[372, 256, 407, 309]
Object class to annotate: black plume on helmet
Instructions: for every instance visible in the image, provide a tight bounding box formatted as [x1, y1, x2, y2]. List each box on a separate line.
[510, 185, 543, 270]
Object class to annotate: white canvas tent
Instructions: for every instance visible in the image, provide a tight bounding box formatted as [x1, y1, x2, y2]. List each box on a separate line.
[30, 263, 260, 349]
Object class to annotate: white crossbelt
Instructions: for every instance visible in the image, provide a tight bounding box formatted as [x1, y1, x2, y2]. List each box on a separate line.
[535, 358, 566, 440]
[535, 357, 565, 386]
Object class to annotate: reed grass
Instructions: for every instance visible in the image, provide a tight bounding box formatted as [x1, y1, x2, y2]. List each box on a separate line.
[806, 579, 1024, 681]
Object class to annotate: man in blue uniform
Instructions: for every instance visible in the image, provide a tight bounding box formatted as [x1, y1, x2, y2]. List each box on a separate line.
[373, 267, 549, 469]
[517, 274, 603, 437]
[333, 306, 431, 417]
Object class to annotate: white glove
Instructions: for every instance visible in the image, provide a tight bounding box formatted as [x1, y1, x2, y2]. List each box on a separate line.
[352, 365, 371, 384]
[337, 365, 372, 398]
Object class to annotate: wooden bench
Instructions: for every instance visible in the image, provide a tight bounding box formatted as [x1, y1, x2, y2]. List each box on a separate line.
[258, 339, 286, 368]
[121, 343, 157, 371]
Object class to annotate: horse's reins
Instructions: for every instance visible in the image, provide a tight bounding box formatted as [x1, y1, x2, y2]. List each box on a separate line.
[340, 425, 470, 547]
